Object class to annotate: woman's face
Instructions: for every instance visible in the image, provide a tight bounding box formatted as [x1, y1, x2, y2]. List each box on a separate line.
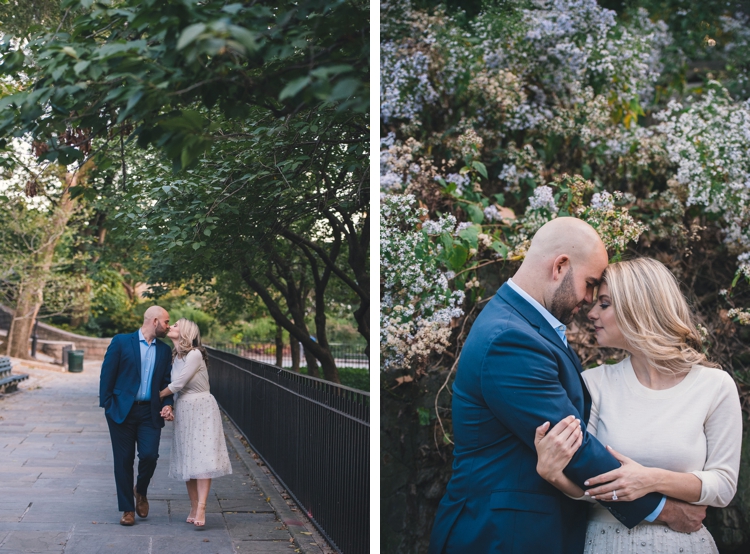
[166, 321, 180, 341]
[587, 282, 628, 350]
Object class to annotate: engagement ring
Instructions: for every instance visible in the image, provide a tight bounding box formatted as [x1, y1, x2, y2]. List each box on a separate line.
[612, 490, 618, 501]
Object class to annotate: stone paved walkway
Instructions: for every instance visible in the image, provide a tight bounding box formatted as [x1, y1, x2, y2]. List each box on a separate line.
[0, 360, 330, 554]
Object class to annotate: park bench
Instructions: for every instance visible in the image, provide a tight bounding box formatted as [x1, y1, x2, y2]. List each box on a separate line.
[0, 356, 29, 394]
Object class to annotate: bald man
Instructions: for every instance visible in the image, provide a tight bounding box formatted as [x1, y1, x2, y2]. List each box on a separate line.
[99, 306, 174, 526]
[428, 218, 703, 554]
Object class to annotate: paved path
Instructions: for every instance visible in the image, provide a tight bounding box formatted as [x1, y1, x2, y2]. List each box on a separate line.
[0, 360, 330, 554]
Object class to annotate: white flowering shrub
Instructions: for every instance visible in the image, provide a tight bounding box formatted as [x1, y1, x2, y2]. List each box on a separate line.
[380, 195, 465, 372]
[657, 84, 750, 252]
[380, 0, 750, 377]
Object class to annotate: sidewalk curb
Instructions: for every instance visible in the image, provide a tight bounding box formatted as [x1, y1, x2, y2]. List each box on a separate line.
[222, 417, 326, 554]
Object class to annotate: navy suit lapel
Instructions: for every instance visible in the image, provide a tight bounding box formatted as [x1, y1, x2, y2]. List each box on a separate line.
[498, 283, 592, 420]
[131, 331, 142, 381]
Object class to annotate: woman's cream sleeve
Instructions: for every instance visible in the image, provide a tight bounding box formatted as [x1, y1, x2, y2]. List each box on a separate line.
[690, 370, 742, 507]
[168, 350, 202, 394]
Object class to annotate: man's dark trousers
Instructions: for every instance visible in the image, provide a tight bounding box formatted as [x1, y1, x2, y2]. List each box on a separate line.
[106, 404, 161, 511]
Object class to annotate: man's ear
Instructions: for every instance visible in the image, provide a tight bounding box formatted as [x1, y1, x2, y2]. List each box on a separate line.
[551, 254, 570, 281]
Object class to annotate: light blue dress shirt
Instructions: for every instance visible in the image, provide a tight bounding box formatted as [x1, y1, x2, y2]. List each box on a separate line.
[506, 278, 665, 521]
[134, 329, 157, 402]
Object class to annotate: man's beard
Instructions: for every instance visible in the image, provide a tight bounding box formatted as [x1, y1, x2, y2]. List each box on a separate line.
[155, 322, 168, 338]
[550, 269, 580, 325]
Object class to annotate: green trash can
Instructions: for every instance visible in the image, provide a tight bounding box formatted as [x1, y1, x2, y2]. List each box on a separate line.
[67, 350, 84, 373]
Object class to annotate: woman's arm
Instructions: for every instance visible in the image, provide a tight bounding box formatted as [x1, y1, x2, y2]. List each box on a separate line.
[582, 446, 701, 503]
[166, 350, 202, 395]
[159, 386, 173, 399]
[584, 372, 742, 506]
[534, 416, 586, 498]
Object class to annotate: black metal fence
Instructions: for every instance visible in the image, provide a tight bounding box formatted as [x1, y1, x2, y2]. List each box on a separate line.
[210, 340, 369, 369]
[207, 347, 369, 554]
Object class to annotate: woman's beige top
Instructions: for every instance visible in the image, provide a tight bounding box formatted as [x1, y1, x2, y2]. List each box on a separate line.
[168, 348, 210, 395]
[582, 357, 741, 521]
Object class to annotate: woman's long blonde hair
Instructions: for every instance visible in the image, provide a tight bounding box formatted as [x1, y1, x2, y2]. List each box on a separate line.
[603, 258, 716, 375]
[172, 318, 208, 366]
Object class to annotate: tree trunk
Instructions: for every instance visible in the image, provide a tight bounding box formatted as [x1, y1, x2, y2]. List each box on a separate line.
[303, 345, 320, 378]
[5, 168, 84, 359]
[240, 268, 340, 382]
[6, 282, 42, 358]
[290, 336, 300, 372]
[274, 324, 284, 367]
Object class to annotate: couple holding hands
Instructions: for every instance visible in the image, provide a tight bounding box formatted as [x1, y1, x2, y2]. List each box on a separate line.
[430, 217, 742, 554]
[98, 307, 232, 528]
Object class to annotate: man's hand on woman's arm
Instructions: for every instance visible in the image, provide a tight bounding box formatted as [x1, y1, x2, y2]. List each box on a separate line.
[656, 498, 706, 533]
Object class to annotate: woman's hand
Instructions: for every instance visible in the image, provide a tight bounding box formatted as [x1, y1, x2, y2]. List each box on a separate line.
[534, 415, 582, 481]
[584, 445, 656, 502]
[160, 405, 174, 421]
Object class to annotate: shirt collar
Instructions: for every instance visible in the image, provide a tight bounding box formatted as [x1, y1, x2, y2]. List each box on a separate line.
[138, 329, 153, 346]
[507, 278, 567, 341]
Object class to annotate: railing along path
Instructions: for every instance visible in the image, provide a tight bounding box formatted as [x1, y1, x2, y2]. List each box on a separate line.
[206, 347, 369, 554]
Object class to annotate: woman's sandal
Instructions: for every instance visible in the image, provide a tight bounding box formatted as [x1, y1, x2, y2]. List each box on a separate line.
[193, 502, 206, 528]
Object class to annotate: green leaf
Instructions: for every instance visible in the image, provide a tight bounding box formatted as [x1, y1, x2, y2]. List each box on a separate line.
[229, 25, 257, 53]
[73, 60, 90, 75]
[467, 204, 484, 223]
[62, 46, 79, 59]
[192, 242, 201, 250]
[177, 23, 207, 50]
[447, 245, 468, 271]
[203, 228, 211, 236]
[328, 78, 360, 101]
[471, 160, 488, 179]
[279, 76, 311, 100]
[222, 3, 244, 14]
[492, 242, 508, 258]
[417, 407, 430, 426]
[458, 224, 479, 248]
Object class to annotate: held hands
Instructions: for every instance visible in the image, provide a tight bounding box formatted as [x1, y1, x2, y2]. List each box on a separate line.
[583, 445, 655, 502]
[160, 405, 174, 421]
[534, 415, 582, 481]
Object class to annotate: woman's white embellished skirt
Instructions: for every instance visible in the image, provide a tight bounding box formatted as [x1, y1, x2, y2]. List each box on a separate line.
[168, 391, 233, 481]
[584, 518, 718, 554]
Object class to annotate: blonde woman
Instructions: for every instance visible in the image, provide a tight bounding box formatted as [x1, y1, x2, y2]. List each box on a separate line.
[159, 318, 232, 528]
[534, 258, 741, 553]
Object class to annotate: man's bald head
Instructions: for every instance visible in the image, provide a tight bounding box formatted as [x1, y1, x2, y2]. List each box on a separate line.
[141, 306, 170, 341]
[513, 217, 609, 324]
[525, 217, 607, 268]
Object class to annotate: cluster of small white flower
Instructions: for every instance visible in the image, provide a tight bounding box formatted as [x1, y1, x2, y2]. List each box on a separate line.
[591, 191, 615, 210]
[380, 41, 439, 123]
[380, 194, 465, 372]
[528, 185, 558, 213]
[656, 84, 750, 257]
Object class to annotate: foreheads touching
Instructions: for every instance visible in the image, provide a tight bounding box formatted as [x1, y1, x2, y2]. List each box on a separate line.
[514, 217, 608, 323]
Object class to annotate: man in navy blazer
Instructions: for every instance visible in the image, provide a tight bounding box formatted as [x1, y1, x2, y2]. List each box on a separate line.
[428, 217, 706, 554]
[99, 306, 174, 526]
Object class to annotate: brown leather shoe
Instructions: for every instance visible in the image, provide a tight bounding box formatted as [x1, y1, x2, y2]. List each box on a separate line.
[120, 511, 135, 526]
[133, 487, 149, 518]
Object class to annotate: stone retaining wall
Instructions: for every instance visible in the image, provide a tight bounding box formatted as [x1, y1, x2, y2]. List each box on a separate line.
[0, 305, 111, 360]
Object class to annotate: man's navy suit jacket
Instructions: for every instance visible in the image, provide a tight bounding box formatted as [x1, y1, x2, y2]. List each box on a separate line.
[99, 331, 174, 428]
[428, 283, 661, 554]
